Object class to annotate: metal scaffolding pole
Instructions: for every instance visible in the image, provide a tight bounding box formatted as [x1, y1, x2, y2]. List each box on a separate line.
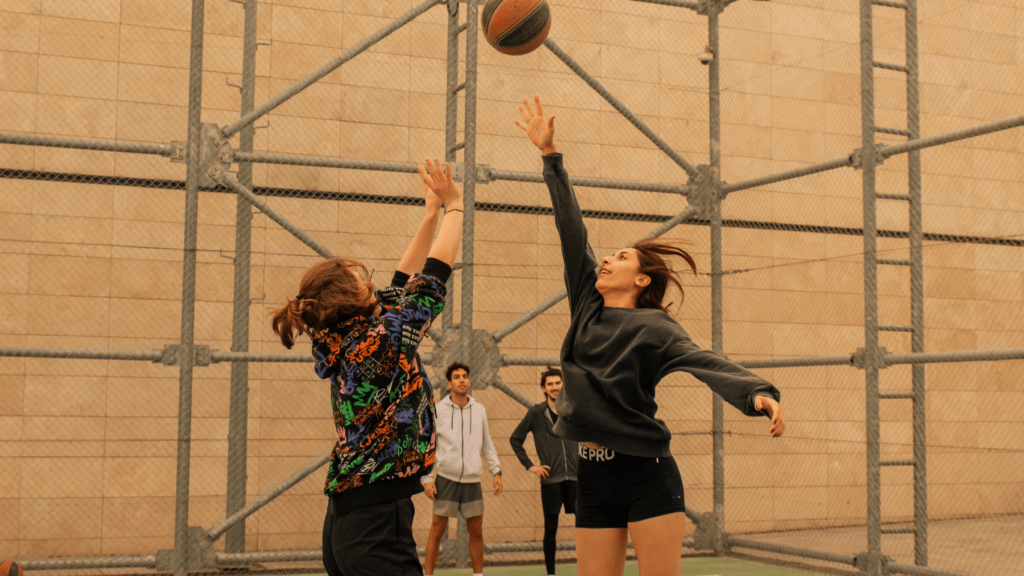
[859, 2, 884, 574]
[219, 173, 335, 259]
[173, 2, 205, 574]
[225, 0, 259, 555]
[904, 0, 928, 565]
[707, 0, 726, 556]
[222, 0, 440, 138]
[441, 0, 461, 337]
[543, 38, 700, 181]
[0, 132, 177, 156]
[206, 450, 332, 544]
[461, 0, 480, 333]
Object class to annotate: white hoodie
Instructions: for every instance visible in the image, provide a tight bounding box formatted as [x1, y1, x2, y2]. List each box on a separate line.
[422, 394, 501, 484]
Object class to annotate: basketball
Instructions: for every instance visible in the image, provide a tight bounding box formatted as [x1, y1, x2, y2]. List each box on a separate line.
[0, 562, 22, 576]
[482, 0, 552, 56]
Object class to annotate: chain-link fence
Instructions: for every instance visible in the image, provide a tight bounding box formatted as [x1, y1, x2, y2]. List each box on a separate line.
[1, 1, 1023, 575]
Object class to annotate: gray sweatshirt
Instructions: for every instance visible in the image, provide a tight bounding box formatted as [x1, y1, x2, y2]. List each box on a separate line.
[509, 402, 579, 484]
[544, 154, 781, 458]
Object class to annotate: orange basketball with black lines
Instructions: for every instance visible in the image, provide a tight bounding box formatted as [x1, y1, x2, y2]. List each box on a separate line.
[482, 0, 552, 56]
[1, 561, 23, 576]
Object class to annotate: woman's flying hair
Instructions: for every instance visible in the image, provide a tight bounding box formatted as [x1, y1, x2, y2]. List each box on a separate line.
[271, 258, 377, 349]
[632, 238, 698, 313]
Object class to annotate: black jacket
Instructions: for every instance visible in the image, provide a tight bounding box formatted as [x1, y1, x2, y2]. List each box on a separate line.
[543, 154, 780, 458]
[509, 402, 578, 484]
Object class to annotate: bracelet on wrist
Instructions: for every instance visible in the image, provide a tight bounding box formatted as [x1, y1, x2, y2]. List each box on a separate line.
[445, 208, 464, 214]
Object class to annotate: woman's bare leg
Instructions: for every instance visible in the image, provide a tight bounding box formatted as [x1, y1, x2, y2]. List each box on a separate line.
[628, 512, 686, 576]
[576, 527, 628, 576]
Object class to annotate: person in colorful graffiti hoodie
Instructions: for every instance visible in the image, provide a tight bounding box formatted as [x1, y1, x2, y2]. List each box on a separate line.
[272, 158, 464, 576]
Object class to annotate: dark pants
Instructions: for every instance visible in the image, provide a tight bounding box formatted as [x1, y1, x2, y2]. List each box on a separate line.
[322, 498, 421, 576]
[540, 481, 577, 575]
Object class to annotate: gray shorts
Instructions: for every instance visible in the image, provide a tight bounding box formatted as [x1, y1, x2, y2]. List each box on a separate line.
[432, 476, 484, 519]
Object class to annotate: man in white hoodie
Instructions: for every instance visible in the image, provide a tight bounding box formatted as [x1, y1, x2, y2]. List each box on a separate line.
[422, 362, 503, 576]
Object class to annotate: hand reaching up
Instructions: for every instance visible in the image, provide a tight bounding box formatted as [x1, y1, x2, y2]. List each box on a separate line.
[515, 95, 557, 155]
[417, 157, 462, 210]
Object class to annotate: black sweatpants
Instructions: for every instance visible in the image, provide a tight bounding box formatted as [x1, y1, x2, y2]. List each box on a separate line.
[322, 498, 421, 576]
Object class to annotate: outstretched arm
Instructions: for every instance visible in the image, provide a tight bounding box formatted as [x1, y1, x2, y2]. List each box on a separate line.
[662, 337, 785, 438]
[420, 158, 464, 267]
[516, 95, 600, 312]
[396, 175, 444, 277]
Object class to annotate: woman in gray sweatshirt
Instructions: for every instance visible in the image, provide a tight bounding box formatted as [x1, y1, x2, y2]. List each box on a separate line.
[515, 96, 787, 576]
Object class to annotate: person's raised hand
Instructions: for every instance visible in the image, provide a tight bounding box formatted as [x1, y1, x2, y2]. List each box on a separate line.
[754, 396, 785, 438]
[423, 185, 443, 215]
[423, 481, 437, 500]
[417, 157, 462, 210]
[529, 465, 550, 479]
[493, 474, 504, 496]
[515, 95, 556, 155]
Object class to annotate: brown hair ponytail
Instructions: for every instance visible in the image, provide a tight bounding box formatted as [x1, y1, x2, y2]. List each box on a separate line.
[271, 258, 377, 349]
[632, 238, 697, 313]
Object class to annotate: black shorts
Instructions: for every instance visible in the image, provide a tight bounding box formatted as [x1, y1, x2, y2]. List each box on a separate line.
[541, 480, 578, 516]
[323, 498, 421, 576]
[575, 445, 685, 529]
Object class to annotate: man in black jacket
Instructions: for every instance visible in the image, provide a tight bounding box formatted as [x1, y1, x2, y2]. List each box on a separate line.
[509, 367, 579, 576]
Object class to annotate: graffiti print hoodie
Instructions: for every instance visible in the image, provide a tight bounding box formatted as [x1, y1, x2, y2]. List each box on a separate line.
[312, 258, 450, 512]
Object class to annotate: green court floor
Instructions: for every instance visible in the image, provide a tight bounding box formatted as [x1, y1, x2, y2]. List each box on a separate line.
[434, 557, 832, 575]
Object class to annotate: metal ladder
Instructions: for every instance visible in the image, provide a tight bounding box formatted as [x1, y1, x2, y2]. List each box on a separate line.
[861, 0, 927, 570]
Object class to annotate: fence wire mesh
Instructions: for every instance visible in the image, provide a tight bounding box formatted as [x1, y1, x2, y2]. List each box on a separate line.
[1, 0, 1023, 575]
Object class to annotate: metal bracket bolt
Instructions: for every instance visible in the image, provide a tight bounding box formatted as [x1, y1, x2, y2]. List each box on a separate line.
[154, 344, 213, 367]
[450, 162, 491, 184]
[852, 346, 889, 370]
[850, 147, 887, 170]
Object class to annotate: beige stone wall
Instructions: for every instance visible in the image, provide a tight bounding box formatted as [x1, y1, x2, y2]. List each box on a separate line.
[1, 0, 1023, 561]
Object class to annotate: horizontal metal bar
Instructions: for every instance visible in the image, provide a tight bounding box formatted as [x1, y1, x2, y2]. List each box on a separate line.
[880, 325, 914, 332]
[219, 172, 335, 259]
[631, 0, 702, 10]
[878, 259, 911, 266]
[888, 562, 980, 576]
[872, 0, 907, 8]
[206, 449, 332, 543]
[725, 537, 857, 566]
[233, 151, 419, 173]
[489, 168, 685, 195]
[452, 82, 466, 94]
[880, 113, 1024, 158]
[218, 548, 427, 563]
[877, 192, 911, 201]
[0, 346, 164, 361]
[0, 132, 176, 156]
[503, 355, 561, 367]
[885, 348, 1024, 365]
[876, 126, 912, 137]
[450, 141, 466, 152]
[452, 22, 468, 35]
[736, 355, 855, 369]
[873, 61, 909, 73]
[880, 392, 914, 399]
[222, 0, 441, 137]
[881, 526, 916, 534]
[544, 38, 699, 180]
[17, 556, 157, 571]
[722, 155, 852, 194]
[211, 351, 314, 363]
[880, 459, 916, 466]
